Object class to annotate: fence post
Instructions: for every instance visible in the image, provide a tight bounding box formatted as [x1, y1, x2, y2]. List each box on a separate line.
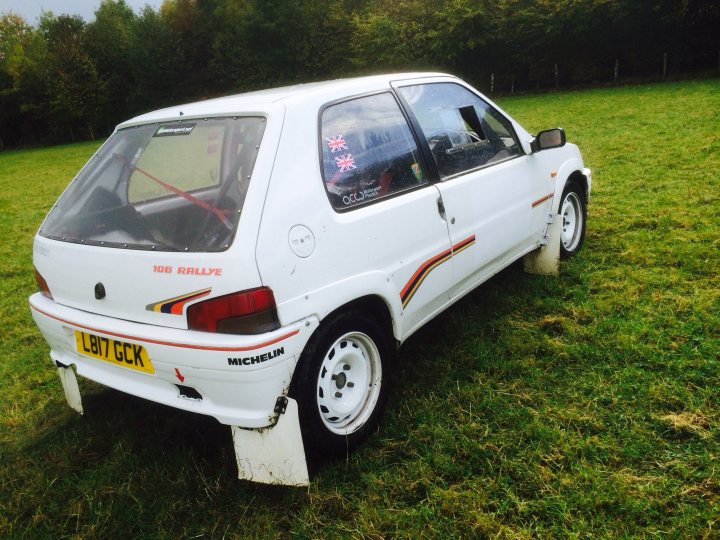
[511, 76, 515, 95]
[554, 63, 559, 91]
[490, 73, 495, 96]
[614, 59, 619, 84]
[662, 52, 667, 80]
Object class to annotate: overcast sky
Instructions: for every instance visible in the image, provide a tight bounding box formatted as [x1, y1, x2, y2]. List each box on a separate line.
[0, 0, 164, 23]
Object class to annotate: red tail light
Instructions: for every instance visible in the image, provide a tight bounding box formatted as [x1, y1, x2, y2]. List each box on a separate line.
[34, 268, 53, 299]
[186, 287, 280, 335]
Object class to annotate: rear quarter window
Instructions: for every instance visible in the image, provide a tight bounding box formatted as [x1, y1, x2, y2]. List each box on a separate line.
[320, 92, 427, 210]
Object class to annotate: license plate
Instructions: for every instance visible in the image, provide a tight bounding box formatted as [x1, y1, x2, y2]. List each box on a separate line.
[75, 331, 155, 374]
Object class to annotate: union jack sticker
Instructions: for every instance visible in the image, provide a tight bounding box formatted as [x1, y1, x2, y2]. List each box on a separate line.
[335, 154, 356, 172]
[326, 134, 348, 153]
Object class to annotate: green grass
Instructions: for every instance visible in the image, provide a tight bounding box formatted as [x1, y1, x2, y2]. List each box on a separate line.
[1, 79, 719, 538]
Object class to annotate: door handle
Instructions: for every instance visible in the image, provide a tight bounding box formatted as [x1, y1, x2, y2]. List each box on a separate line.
[437, 197, 447, 221]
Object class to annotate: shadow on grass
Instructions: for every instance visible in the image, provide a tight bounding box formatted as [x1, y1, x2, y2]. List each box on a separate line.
[10, 385, 303, 504]
[394, 259, 554, 391]
[5, 259, 576, 525]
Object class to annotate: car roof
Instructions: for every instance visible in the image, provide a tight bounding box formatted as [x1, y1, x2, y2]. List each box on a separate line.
[117, 72, 454, 128]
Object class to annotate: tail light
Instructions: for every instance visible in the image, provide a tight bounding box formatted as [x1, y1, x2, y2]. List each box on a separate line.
[34, 268, 53, 299]
[187, 287, 280, 335]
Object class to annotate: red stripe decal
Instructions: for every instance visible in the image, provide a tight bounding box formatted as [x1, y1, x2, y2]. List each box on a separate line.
[452, 235, 476, 252]
[30, 303, 299, 352]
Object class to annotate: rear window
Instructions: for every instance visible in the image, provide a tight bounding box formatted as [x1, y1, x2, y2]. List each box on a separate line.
[40, 117, 265, 252]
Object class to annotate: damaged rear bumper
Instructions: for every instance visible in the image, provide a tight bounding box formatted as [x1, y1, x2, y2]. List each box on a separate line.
[31, 293, 316, 485]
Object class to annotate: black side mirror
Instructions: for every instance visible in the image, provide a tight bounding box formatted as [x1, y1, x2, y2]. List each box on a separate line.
[531, 128, 566, 153]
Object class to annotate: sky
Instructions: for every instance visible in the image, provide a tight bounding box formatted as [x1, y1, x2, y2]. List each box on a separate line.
[0, 0, 164, 23]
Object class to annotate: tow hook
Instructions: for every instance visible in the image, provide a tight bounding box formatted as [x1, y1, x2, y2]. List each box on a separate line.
[274, 396, 288, 415]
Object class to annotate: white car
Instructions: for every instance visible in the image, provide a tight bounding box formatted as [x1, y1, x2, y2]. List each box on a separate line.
[30, 73, 590, 485]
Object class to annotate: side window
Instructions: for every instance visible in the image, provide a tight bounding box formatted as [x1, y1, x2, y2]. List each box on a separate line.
[321, 92, 427, 210]
[398, 83, 522, 178]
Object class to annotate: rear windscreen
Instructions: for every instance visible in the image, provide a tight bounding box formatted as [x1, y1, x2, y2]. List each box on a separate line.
[40, 117, 266, 252]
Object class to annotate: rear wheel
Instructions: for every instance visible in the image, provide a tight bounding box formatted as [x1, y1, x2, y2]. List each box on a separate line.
[559, 182, 586, 259]
[292, 311, 392, 458]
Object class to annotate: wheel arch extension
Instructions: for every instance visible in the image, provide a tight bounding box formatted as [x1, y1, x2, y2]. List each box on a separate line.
[551, 158, 590, 214]
[567, 169, 590, 204]
[320, 295, 397, 346]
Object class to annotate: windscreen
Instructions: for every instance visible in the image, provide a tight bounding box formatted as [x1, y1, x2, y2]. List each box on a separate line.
[40, 117, 266, 252]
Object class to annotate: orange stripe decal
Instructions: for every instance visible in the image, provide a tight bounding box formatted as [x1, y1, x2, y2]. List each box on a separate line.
[532, 193, 554, 207]
[30, 303, 299, 352]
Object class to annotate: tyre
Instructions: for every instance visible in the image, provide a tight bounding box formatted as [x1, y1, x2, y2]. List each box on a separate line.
[558, 181, 586, 259]
[291, 310, 392, 458]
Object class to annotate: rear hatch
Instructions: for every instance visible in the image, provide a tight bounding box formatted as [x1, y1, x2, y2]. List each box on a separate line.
[35, 116, 272, 329]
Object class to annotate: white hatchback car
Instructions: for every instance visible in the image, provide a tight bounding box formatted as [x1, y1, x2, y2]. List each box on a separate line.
[30, 73, 590, 485]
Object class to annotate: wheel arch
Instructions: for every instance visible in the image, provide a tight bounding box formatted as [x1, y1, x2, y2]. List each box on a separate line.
[288, 293, 397, 388]
[551, 158, 589, 214]
[566, 170, 589, 204]
[315, 294, 397, 348]
[556, 171, 588, 259]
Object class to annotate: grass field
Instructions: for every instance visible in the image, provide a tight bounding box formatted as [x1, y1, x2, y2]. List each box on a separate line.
[1, 79, 718, 538]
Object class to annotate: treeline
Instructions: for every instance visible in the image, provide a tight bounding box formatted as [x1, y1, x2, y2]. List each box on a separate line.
[1, 0, 718, 149]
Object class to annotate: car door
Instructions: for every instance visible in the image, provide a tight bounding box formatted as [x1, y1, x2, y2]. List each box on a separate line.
[317, 92, 455, 336]
[394, 80, 552, 297]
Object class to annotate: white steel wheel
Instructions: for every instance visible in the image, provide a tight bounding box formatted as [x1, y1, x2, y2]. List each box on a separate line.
[559, 183, 586, 259]
[316, 332, 382, 435]
[292, 310, 392, 459]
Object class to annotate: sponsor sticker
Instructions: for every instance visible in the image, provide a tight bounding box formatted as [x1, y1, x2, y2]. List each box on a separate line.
[227, 347, 285, 366]
[153, 123, 196, 137]
[343, 185, 381, 206]
[411, 162, 423, 181]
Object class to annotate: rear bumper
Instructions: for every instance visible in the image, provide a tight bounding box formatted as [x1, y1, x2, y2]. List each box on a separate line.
[29, 293, 318, 427]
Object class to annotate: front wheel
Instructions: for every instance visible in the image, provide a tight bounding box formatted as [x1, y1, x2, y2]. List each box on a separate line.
[559, 182, 587, 259]
[291, 311, 392, 458]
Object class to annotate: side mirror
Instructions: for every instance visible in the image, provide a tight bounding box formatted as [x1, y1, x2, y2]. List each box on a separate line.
[531, 128, 566, 153]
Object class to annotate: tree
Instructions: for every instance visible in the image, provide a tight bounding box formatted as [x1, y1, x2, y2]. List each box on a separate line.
[85, 0, 136, 133]
[209, 0, 355, 91]
[0, 13, 49, 147]
[40, 13, 102, 141]
[1, 0, 719, 148]
[160, 0, 217, 99]
[128, 6, 184, 113]
[349, 0, 498, 80]
[350, 0, 443, 71]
